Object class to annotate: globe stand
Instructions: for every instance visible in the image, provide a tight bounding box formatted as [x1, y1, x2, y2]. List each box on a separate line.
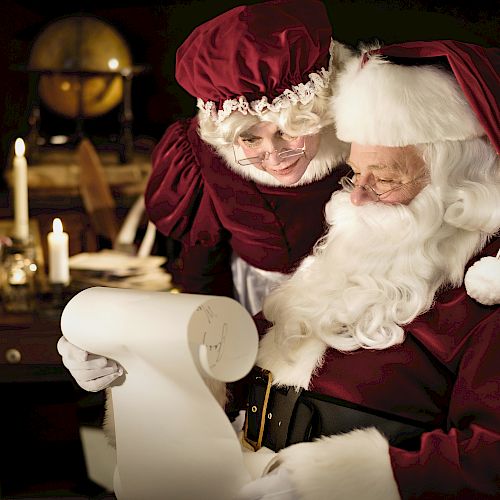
[119, 69, 135, 164]
[25, 66, 146, 165]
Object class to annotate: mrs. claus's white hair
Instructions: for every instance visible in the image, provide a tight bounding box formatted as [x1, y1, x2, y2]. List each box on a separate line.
[197, 83, 349, 186]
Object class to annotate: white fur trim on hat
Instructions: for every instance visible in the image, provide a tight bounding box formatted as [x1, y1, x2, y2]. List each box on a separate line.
[464, 250, 500, 305]
[273, 428, 400, 500]
[333, 54, 485, 146]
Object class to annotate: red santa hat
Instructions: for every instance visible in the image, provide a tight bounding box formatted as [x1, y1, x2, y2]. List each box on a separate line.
[175, 0, 332, 123]
[333, 40, 500, 153]
[332, 40, 500, 305]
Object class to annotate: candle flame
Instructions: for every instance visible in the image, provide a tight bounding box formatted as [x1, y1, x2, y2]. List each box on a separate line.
[53, 218, 63, 233]
[14, 138, 25, 157]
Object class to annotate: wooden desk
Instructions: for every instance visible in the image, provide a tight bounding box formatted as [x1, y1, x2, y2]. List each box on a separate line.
[0, 305, 106, 498]
[0, 307, 67, 376]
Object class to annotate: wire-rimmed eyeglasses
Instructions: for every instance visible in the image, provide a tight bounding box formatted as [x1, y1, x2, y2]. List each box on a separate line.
[339, 174, 426, 201]
[233, 139, 306, 166]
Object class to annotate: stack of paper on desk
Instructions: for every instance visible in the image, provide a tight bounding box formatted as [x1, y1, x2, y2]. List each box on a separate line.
[69, 250, 172, 291]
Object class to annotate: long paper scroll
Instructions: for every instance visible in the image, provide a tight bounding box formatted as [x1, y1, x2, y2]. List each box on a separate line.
[61, 287, 261, 499]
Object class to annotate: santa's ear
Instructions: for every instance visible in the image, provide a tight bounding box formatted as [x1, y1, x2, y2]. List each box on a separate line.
[464, 250, 500, 306]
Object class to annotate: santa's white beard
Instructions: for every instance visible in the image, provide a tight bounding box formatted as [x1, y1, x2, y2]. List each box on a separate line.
[262, 187, 485, 356]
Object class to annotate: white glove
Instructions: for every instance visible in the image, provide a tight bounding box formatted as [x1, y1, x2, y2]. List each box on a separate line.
[57, 336, 123, 392]
[235, 466, 298, 500]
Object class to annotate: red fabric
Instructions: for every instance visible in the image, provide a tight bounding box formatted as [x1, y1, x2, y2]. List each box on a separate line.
[175, 0, 331, 107]
[370, 41, 500, 154]
[283, 238, 499, 498]
[145, 117, 349, 294]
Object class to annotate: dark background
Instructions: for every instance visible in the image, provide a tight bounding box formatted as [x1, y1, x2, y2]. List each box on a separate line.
[0, 0, 498, 188]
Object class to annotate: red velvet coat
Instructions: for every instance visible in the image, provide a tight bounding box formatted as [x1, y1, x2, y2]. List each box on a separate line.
[255, 238, 500, 499]
[145, 118, 349, 297]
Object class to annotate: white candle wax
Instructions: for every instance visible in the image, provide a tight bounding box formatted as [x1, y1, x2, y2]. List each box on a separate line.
[13, 138, 29, 241]
[48, 218, 70, 284]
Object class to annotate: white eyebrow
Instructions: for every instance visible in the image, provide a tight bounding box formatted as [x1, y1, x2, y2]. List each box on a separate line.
[347, 159, 399, 175]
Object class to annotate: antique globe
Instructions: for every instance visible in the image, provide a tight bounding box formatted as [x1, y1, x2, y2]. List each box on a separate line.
[28, 15, 132, 118]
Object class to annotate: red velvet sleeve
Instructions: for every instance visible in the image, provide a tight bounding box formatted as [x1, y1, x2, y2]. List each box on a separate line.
[145, 119, 234, 297]
[390, 306, 500, 498]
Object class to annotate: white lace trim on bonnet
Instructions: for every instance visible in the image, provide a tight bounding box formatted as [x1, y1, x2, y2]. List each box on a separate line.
[197, 67, 330, 124]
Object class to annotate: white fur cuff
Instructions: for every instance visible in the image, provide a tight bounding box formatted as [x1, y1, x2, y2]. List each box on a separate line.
[276, 428, 400, 500]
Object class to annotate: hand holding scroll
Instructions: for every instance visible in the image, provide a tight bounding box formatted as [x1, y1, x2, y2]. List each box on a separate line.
[57, 336, 123, 392]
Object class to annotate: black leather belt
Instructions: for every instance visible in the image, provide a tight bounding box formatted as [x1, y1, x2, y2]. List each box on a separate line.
[242, 367, 437, 452]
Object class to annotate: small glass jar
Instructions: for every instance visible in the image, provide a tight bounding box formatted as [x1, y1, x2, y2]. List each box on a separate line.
[1, 242, 38, 313]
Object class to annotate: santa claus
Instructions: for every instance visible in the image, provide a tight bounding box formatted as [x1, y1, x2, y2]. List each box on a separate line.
[237, 41, 500, 499]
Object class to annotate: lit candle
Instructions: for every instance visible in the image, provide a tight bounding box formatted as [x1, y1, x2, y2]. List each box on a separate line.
[13, 138, 29, 241]
[48, 218, 70, 285]
[9, 263, 27, 285]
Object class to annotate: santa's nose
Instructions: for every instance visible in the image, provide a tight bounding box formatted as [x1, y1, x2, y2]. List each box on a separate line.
[350, 185, 374, 205]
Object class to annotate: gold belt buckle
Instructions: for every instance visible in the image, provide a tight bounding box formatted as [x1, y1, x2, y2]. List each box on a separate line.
[241, 367, 273, 451]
